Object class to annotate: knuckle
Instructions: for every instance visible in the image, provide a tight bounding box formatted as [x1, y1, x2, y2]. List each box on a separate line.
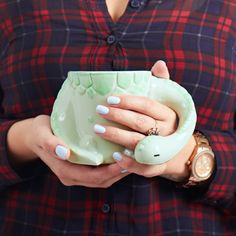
[109, 128, 120, 140]
[169, 110, 177, 122]
[142, 99, 154, 112]
[120, 96, 129, 108]
[162, 119, 177, 136]
[110, 108, 123, 121]
[95, 178, 103, 185]
[133, 116, 147, 130]
[56, 169, 74, 186]
[42, 138, 55, 154]
[102, 182, 113, 188]
[55, 168, 65, 180]
[91, 174, 104, 186]
[60, 178, 73, 186]
[142, 170, 153, 178]
[130, 134, 141, 149]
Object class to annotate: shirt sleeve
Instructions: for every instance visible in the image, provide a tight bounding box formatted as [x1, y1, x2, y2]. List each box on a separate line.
[0, 118, 44, 189]
[187, 128, 236, 211]
[0, 119, 24, 187]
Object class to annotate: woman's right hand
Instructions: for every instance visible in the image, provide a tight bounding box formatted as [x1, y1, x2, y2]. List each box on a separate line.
[8, 115, 128, 187]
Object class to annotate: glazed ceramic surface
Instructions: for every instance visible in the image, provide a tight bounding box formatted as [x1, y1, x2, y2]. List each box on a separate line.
[51, 71, 197, 165]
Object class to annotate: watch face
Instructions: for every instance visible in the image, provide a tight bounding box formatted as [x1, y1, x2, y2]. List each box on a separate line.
[193, 151, 214, 180]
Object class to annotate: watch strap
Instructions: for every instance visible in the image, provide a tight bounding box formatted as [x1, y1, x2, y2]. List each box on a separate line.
[179, 131, 215, 188]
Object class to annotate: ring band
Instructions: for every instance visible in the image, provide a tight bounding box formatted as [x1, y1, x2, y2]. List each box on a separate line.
[146, 120, 160, 136]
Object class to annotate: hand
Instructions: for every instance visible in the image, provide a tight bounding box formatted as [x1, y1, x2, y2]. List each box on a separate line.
[24, 115, 129, 187]
[94, 60, 195, 181]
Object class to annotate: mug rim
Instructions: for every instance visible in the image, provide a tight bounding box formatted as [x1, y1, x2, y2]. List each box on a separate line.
[68, 70, 150, 74]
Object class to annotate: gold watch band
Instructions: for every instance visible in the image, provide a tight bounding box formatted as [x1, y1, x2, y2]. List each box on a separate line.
[186, 131, 210, 167]
[180, 131, 215, 188]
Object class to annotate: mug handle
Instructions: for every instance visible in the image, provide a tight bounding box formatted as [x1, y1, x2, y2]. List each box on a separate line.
[134, 76, 197, 165]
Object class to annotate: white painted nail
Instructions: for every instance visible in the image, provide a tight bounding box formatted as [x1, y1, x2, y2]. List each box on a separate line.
[55, 145, 68, 160]
[123, 149, 134, 158]
[94, 124, 106, 134]
[113, 152, 122, 161]
[96, 105, 109, 115]
[107, 96, 120, 105]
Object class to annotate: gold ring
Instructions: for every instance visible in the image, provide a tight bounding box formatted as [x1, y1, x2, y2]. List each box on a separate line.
[146, 120, 160, 136]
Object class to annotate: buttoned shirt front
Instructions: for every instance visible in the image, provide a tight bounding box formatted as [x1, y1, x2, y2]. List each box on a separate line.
[0, 0, 236, 235]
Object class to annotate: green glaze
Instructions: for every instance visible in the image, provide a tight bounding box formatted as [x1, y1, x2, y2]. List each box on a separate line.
[51, 71, 197, 165]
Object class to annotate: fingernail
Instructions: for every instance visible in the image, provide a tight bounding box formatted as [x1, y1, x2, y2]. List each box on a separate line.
[121, 169, 128, 173]
[107, 96, 120, 105]
[113, 152, 122, 161]
[94, 124, 106, 134]
[123, 149, 134, 157]
[55, 145, 68, 160]
[96, 105, 109, 115]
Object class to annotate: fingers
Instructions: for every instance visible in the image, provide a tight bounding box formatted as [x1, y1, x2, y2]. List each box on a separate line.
[49, 157, 129, 188]
[96, 96, 177, 136]
[112, 152, 167, 178]
[32, 115, 130, 188]
[99, 95, 176, 124]
[151, 60, 170, 79]
[42, 133, 70, 161]
[96, 105, 158, 134]
[81, 163, 130, 187]
[94, 124, 144, 150]
[95, 60, 176, 137]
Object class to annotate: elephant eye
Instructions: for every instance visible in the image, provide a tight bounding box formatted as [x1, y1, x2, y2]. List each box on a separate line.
[154, 154, 160, 157]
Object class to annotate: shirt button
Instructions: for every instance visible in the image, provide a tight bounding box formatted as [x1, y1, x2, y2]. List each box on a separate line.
[102, 203, 111, 213]
[130, 0, 140, 8]
[107, 35, 116, 45]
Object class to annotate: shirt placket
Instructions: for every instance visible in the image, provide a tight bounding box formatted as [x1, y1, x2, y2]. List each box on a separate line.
[88, 0, 146, 71]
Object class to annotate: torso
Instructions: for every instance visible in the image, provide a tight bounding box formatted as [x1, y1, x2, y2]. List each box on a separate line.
[105, 0, 129, 22]
[0, 1, 236, 233]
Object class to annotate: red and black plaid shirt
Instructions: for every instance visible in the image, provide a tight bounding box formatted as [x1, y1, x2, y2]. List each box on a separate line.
[0, 0, 236, 235]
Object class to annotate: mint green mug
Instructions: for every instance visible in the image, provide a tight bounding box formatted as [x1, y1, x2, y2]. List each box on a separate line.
[51, 71, 197, 165]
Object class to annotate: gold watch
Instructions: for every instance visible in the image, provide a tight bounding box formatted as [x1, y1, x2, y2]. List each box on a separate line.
[182, 131, 215, 188]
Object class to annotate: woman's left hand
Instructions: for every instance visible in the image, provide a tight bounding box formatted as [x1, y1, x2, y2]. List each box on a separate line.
[94, 60, 196, 181]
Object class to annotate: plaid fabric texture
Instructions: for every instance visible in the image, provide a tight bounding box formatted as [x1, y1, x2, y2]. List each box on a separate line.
[0, 0, 236, 235]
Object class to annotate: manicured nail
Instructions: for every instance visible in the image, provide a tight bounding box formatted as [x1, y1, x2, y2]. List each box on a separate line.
[123, 149, 134, 157]
[107, 96, 120, 105]
[94, 124, 106, 134]
[113, 152, 122, 161]
[55, 145, 68, 160]
[96, 105, 109, 115]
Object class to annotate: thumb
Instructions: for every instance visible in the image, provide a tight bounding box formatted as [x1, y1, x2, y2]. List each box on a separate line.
[54, 142, 71, 160]
[31, 115, 71, 161]
[151, 60, 170, 79]
[40, 127, 71, 160]
[41, 134, 70, 160]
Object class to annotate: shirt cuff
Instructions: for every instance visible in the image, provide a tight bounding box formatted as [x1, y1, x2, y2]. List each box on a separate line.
[183, 129, 236, 209]
[0, 119, 43, 188]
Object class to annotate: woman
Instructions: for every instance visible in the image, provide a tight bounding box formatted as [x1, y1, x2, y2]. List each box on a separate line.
[0, 0, 235, 235]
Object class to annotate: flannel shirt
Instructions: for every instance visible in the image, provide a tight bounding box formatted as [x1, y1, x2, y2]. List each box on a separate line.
[0, 0, 236, 235]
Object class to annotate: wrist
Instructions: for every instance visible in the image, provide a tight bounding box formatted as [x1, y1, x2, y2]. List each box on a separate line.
[7, 118, 39, 167]
[178, 131, 215, 188]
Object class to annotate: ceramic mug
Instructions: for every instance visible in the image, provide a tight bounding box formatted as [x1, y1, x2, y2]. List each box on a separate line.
[51, 71, 197, 165]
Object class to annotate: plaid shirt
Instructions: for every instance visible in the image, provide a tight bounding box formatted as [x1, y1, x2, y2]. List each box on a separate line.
[0, 0, 236, 235]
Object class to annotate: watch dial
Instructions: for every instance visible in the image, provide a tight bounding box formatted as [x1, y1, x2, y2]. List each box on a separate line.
[195, 153, 214, 178]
